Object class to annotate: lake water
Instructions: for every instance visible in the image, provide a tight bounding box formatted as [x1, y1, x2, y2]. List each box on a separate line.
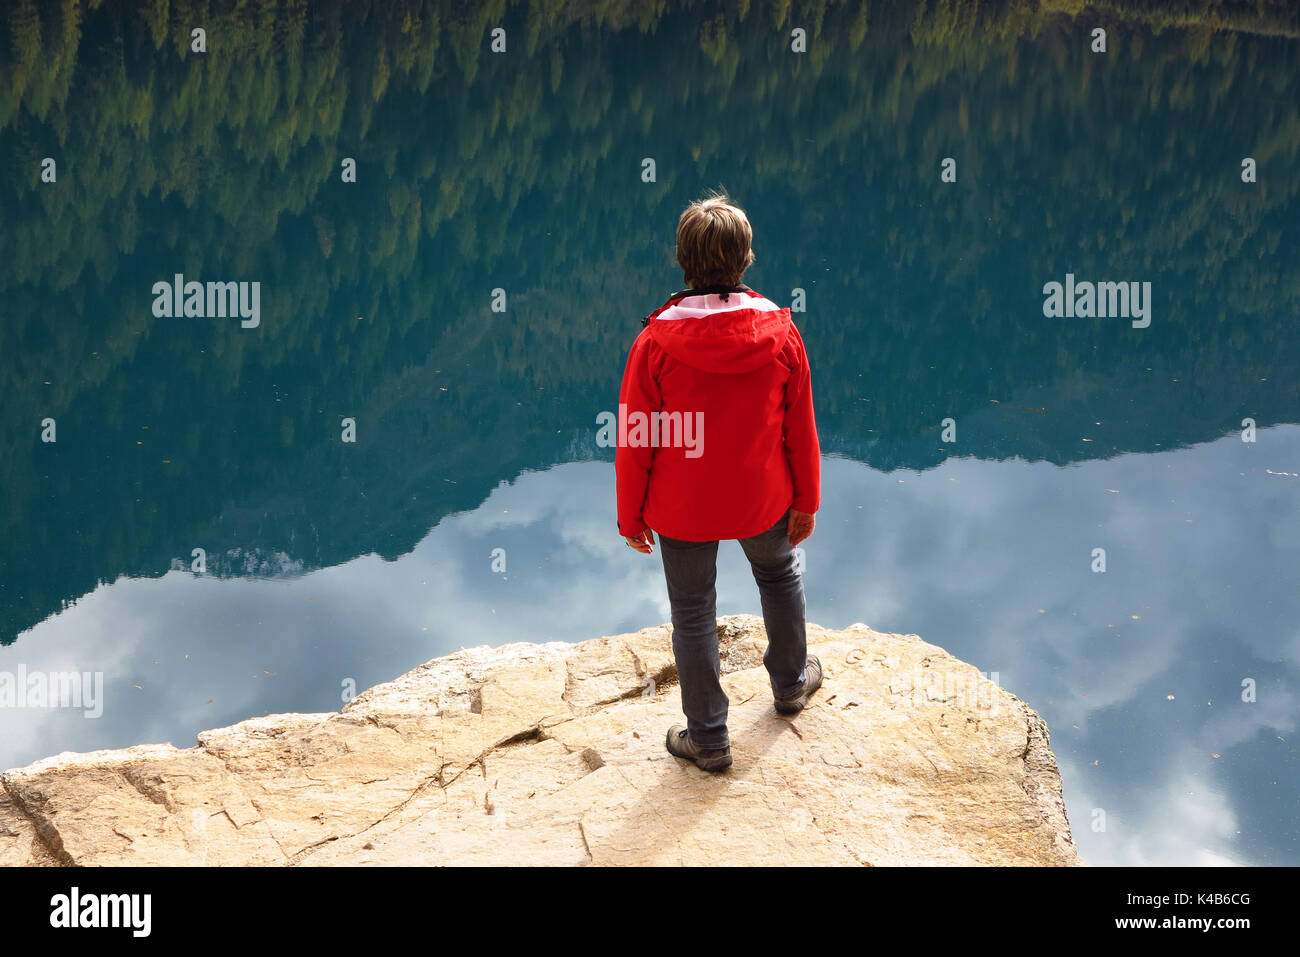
[1, 1, 1297, 866]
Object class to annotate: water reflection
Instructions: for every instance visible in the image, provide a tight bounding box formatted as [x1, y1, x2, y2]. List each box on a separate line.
[1, 0, 1298, 864]
[4, 428, 1297, 864]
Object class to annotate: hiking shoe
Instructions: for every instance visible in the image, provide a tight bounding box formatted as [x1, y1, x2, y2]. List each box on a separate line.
[665, 725, 732, 772]
[774, 655, 823, 715]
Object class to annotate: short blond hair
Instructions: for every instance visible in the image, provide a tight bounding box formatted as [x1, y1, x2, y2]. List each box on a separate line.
[675, 192, 755, 288]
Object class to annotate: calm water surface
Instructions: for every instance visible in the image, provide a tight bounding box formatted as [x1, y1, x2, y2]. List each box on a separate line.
[1, 1, 1297, 865]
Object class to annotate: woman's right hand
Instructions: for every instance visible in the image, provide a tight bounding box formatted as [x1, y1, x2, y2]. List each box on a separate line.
[787, 510, 815, 547]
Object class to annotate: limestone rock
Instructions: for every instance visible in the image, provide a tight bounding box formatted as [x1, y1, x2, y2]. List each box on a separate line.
[1, 617, 1080, 866]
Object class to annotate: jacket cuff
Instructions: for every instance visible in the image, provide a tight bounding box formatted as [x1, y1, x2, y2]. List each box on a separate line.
[791, 495, 819, 515]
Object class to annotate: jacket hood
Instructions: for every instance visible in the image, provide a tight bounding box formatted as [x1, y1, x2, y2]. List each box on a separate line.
[644, 288, 792, 374]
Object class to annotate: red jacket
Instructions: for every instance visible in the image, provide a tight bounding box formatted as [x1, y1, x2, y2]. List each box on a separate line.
[616, 286, 821, 541]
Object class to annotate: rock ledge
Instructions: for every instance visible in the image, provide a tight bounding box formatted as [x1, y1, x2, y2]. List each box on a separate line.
[1, 617, 1079, 866]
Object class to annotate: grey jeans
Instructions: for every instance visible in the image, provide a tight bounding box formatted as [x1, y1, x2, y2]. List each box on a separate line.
[657, 509, 809, 750]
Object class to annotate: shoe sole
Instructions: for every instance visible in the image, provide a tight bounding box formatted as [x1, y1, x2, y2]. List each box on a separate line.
[692, 753, 732, 772]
